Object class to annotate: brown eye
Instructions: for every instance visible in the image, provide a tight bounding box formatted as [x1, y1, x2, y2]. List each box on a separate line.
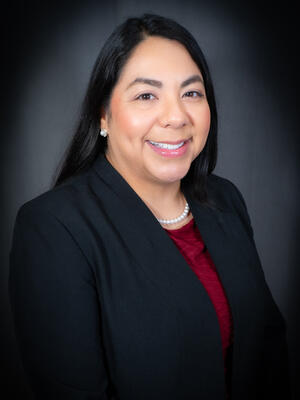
[136, 93, 156, 100]
[184, 91, 203, 98]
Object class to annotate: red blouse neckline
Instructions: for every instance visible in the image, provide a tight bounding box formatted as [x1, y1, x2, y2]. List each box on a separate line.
[163, 217, 195, 234]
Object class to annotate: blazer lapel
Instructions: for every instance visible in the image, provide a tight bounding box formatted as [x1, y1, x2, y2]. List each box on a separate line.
[92, 154, 224, 317]
[92, 154, 265, 397]
[184, 190, 267, 397]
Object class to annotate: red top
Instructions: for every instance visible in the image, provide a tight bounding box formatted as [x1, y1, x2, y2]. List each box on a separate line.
[164, 217, 233, 398]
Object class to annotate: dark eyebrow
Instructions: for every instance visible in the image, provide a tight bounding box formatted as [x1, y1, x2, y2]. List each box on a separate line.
[181, 74, 203, 88]
[126, 78, 162, 89]
[126, 74, 203, 90]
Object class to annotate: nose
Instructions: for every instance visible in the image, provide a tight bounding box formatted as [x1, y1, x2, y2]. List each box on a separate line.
[158, 96, 189, 129]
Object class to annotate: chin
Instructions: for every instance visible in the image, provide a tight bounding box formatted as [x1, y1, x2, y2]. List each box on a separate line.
[153, 164, 191, 184]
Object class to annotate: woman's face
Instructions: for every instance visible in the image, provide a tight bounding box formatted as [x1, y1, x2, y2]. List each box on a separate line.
[101, 36, 211, 188]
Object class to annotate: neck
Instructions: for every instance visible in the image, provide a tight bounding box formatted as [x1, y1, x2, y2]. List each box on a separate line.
[137, 184, 192, 229]
[126, 174, 184, 219]
[138, 181, 184, 218]
[105, 153, 186, 221]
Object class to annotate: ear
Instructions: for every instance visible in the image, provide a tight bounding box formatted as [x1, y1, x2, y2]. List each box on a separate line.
[100, 106, 109, 131]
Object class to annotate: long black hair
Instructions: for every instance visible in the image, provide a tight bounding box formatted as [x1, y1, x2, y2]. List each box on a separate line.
[52, 13, 218, 205]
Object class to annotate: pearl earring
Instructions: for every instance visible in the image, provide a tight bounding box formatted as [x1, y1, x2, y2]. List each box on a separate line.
[100, 129, 108, 137]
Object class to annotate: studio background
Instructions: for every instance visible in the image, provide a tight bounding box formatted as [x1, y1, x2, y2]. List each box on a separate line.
[1, 1, 299, 399]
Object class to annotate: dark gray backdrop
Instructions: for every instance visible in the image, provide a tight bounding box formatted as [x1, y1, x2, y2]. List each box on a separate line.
[2, 1, 299, 398]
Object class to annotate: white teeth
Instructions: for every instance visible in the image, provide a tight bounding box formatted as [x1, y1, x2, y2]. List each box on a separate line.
[149, 140, 185, 149]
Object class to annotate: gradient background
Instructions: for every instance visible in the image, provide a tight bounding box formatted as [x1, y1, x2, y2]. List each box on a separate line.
[2, 0, 299, 398]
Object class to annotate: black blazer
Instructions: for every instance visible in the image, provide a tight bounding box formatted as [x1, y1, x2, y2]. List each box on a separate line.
[9, 153, 291, 400]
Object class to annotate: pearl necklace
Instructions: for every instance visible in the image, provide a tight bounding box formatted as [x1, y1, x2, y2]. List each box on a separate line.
[157, 202, 190, 225]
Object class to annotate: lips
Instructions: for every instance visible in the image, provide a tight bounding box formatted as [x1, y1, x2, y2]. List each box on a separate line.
[146, 138, 190, 158]
[148, 139, 189, 145]
[148, 140, 185, 150]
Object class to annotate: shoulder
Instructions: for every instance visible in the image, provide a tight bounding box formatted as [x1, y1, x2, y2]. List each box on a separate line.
[13, 162, 115, 259]
[16, 168, 97, 225]
[11, 168, 105, 267]
[206, 173, 248, 213]
[206, 173, 254, 239]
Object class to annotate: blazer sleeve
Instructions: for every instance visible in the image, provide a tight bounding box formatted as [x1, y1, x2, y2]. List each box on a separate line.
[225, 180, 292, 398]
[9, 203, 112, 399]
[225, 179, 255, 242]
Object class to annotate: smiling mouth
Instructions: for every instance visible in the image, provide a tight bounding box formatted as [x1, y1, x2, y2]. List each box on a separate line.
[148, 140, 187, 150]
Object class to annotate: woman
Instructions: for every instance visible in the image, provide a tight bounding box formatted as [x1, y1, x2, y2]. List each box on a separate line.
[9, 13, 291, 400]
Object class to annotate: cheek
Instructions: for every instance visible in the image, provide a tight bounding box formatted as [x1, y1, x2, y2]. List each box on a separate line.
[197, 105, 211, 138]
[111, 102, 154, 139]
[203, 105, 211, 132]
[193, 106, 211, 158]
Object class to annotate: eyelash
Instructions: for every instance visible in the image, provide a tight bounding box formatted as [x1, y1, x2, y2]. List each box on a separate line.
[136, 91, 204, 101]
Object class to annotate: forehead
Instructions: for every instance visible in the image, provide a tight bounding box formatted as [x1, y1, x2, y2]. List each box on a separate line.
[117, 36, 202, 84]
